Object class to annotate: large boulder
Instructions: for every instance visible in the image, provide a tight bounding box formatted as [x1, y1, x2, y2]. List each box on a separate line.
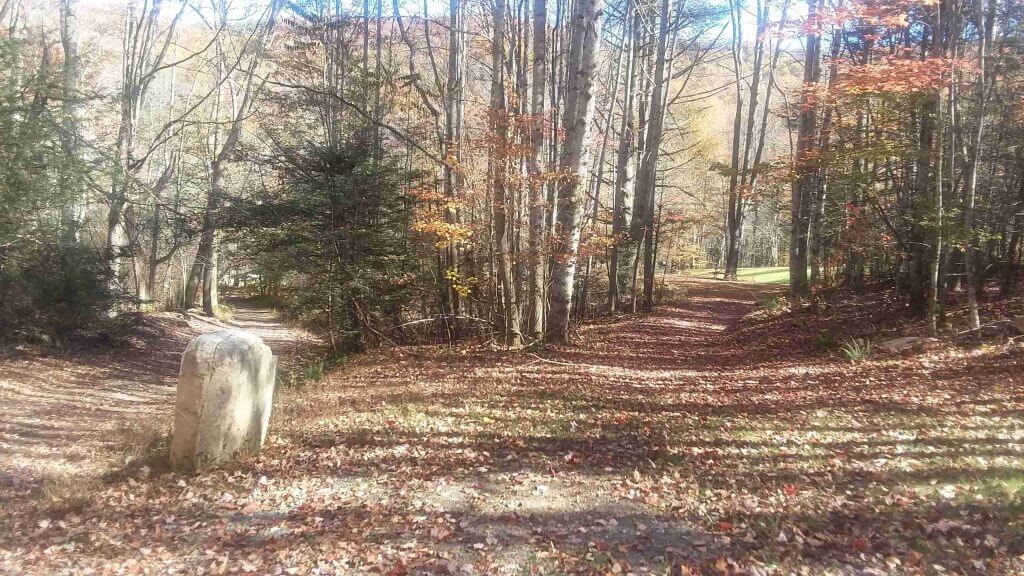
[170, 330, 277, 472]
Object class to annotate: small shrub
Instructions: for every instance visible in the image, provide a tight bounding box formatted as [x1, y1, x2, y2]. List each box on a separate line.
[105, 422, 173, 480]
[303, 360, 325, 383]
[41, 474, 99, 513]
[137, 300, 164, 314]
[840, 337, 872, 362]
[524, 339, 547, 352]
[0, 242, 120, 344]
[815, 329, 839, 351]
[652, 280, 677, 305]
[758, 295, 785, 312]
[114, 422, 167, 466]
[214, 303, 235, 322]
[281, 356, 344, 389]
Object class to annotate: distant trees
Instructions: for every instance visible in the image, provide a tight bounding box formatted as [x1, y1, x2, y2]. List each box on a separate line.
[0, 0, 732, 347]
[14, 0, 1020, 349]
[265, 0, 727, 345]
[775, 0, 1024, 332]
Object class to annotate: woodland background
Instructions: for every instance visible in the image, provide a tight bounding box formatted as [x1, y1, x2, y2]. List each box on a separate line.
[4, 0, 1024, 572]
[1, 0, 1022, 348]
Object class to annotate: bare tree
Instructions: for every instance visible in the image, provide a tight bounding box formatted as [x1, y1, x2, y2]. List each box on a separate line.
[107, 0, 188, 299]
[184, 0, 279, 314]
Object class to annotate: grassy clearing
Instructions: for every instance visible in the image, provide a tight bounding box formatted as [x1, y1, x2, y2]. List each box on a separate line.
[684, 266, 791, 285]
[735, 266, 790, 284]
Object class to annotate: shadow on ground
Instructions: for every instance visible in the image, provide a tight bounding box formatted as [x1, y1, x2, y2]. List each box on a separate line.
[2, 280, 1022, 574]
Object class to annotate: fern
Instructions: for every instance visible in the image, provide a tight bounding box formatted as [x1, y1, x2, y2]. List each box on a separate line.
[840, 337, 872, 362]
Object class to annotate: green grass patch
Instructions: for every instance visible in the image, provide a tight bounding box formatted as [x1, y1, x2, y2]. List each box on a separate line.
[682, 267, 791, 285]
[734, 267, 790, 285]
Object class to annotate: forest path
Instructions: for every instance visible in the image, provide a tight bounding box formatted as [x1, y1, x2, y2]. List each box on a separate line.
[3, 278, 1023, 575]
[222, 298, 324, 369]
[0, 298, 321, 502]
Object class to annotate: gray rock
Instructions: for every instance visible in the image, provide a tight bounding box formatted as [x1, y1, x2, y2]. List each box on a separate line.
[876, 336, 941, 354]
[170, 330, 277, 472]
[1012, 317, 1024, 335]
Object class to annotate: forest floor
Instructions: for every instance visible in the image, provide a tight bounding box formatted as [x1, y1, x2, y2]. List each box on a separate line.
[0, 298, 323, 504]
[2, 279, 1024, 575]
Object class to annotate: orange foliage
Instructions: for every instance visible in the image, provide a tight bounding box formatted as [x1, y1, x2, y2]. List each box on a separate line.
[409, 186, 473, 249]
[833, 55, 954, 96]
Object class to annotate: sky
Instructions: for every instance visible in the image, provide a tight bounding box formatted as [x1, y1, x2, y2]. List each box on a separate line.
[71, 0, 780, 39]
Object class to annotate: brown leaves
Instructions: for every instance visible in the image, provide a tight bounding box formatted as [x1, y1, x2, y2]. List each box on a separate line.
[3, 280, 1024, 575]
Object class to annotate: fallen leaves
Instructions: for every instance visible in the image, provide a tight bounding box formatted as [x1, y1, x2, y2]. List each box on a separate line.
[2, 280, 1024, 574]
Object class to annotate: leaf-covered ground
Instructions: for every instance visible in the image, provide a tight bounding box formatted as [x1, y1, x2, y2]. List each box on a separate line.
[2, 280, 1023, 575]
[0, 298, 322, 502]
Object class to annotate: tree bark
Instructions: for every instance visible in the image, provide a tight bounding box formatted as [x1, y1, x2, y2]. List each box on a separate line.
[723, 0, 746, 280]
[526, 0, 547, 339]
[962, 0, 990, 331]
[925, 0, 946, 330]
[490, 0, 522, 344]
[808, 25, 842, 285]
[608, 0, 637, 313]
[631, 0, 671, 311]
[789, 0, 823, 299]
[442, 0, 464, 339]
[58, 0, 80, 244]
[545, 0, 603, 343]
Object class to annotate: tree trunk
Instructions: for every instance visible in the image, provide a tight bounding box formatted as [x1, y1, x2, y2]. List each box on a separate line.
[925, 0, 946, 330]
[526, 0, 547, 339]
[962, 0, 990, 331]
[632, 0, 671, 311]
[579, 42, 621, 318]
[608, 1, 637, 313]
[809, 28, 842, 285]
[545, 0, 603, 343]
[58, 0, 80, 244]
[723, 0, 745, 280]
[789, 0, 822, 299]
[490, 0, 522, 345]
[184, 6, 277, 315]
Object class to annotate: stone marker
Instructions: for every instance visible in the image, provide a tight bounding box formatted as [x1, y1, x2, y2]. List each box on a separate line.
[171, 330, 277, 472]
